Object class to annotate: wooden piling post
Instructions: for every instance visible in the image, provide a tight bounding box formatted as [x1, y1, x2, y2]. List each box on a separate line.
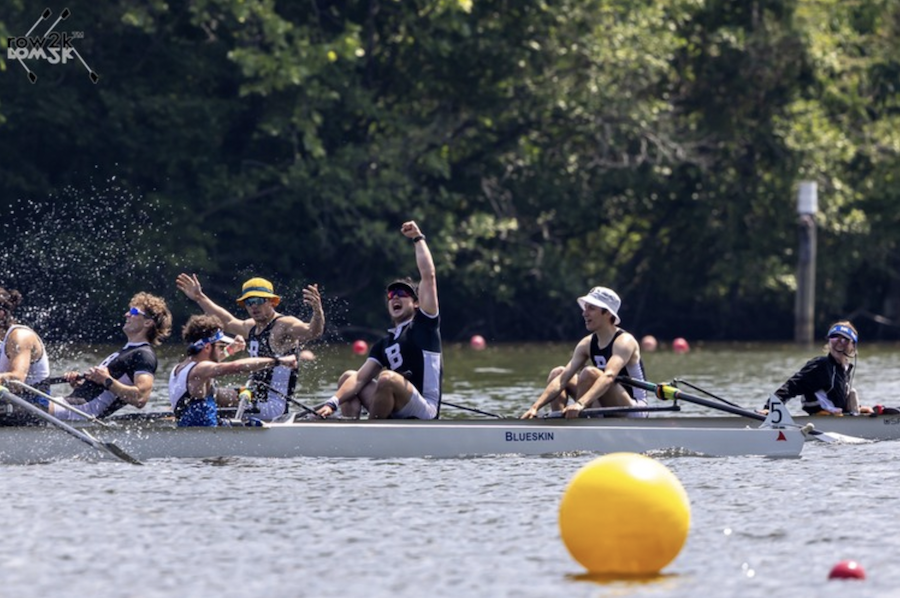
[795, 182, 817, 345]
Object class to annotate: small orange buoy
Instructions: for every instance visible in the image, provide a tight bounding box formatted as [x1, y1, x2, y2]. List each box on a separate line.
[352, 340, 368, 355]
[470, 335, 486, 350]
[672, 337, 690, 354]
[828, 560, 866, 580]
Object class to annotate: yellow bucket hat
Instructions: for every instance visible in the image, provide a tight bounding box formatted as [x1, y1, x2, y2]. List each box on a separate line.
[236, 277, 281, 307]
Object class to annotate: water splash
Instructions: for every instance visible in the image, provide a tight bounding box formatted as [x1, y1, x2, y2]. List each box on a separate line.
[0, 180, 180, 351]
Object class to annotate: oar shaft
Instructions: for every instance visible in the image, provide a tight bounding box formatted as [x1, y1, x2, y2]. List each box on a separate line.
[254, 381, 323, 419]
[0, 388, 140, 464]
[10, 380, 111, 427]
[618, 376, 765, 422]
[617, 375, 858, 443]
[441, 401, 503, 418]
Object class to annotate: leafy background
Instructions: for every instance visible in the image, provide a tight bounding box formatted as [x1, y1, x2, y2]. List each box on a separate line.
[1, 0, 898, 344]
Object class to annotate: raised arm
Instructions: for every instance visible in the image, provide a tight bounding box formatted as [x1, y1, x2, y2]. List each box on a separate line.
[281, 284, 325, 344]
[176, 273, 248, 336]
[401, 221, 438, 317]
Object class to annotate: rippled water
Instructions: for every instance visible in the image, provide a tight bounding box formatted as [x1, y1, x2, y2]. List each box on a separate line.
[3, 342, 899, 597]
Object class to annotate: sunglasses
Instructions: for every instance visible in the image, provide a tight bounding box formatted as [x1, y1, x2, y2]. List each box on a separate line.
[387, 289, 413, 300]
[244, 297, 268, 307]
[127, 306, 147, 318]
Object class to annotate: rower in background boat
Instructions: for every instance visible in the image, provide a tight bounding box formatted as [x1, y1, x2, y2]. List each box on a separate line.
[168, 315, 299, 426]
[175, 273, 324, 421]
[0, 287, 51, 419]
[316, 220, 443, 420]
[521, 286, 648, 420]
[51, 293, 172, 421]
[765, 320, 873, 416]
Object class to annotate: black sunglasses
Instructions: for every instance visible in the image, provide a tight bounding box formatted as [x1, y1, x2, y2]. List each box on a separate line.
[387, 289, 413, 300]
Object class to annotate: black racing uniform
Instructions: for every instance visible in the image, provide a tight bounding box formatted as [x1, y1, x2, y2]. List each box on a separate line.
[58, 343, 158, 420]
[589, 329, 647, 403]
[246, 316, 296, 420]
[774, 354, 853, 414]
[368, 309, 442, 418]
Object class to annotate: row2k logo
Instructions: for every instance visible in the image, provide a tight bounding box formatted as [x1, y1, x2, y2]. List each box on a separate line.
[6, 8, 99, 84]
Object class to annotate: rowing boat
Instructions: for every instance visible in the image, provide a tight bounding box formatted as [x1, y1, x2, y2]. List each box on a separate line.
[0, 400, 805, 463]
[568, 409, 900, 442]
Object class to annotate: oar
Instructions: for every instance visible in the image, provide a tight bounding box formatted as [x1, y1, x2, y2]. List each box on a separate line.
[616, 376, 864, 444]
[9, 380, 115, 428]
[0, 387, 142, 465]
[43, 374, 83, 385]
[671, 378, 744, 409]
[441, 401, 504, 418]
[253, 381, 324, 419]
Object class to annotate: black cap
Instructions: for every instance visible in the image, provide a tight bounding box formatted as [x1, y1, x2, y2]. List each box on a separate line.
[386, 279, 418, 300]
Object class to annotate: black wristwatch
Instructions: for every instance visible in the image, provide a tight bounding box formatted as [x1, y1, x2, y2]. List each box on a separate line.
[103, 377, 114, 390]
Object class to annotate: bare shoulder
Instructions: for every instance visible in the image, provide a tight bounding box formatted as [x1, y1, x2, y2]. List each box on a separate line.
[615, 330, 639, 347]
[572, 334, 594, 356]
[274, 314, 306, 327]
[613, 330, 640, 358]
[187, 361, 215, 381]
[7, 326, 38, 346]
[272, 314, 310, 336]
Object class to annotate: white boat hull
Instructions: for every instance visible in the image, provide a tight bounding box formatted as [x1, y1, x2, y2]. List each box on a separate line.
[0, 417, 805, 463]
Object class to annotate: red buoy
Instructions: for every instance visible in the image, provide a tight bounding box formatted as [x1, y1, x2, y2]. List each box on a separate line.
[352, 340, 368, 355]
[828, 560, 866, 580]
[672, 337, 690, 354]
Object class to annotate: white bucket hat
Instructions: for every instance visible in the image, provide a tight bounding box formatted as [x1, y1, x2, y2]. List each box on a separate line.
[577, 286, 621, 325]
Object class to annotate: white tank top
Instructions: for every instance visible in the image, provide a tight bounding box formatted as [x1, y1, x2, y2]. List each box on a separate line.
[168, 361, 198, 410]
[0, 325, 50, 384]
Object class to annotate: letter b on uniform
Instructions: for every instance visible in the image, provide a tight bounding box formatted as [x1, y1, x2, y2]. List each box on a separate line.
[385, 344, 403, 370]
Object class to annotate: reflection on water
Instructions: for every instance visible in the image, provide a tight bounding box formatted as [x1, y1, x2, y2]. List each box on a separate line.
[4, 343, 900, 598]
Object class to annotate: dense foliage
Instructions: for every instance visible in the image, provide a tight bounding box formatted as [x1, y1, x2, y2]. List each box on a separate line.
[1, 0, 898, 343]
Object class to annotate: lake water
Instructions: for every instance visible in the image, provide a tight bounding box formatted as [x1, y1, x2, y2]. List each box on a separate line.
[2, 342, 899, 597]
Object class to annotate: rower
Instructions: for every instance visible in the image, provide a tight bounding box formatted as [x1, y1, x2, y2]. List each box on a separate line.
[51, 293, 172, 421]
[768, 320, 872, 416]
[168, 315, 298, 427]
[176, 273, 324, 421]
[521, 286, 649, 420]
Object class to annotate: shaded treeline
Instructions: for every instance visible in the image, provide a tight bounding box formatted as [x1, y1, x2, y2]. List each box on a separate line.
[1, 0, 899, 344]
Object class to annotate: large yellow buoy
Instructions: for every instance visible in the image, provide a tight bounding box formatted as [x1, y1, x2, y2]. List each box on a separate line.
[559, 452, 690, 575]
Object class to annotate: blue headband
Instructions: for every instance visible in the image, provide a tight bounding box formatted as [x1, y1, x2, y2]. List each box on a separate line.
[827, 324, 858, 344]
[190, 330, 229, 352]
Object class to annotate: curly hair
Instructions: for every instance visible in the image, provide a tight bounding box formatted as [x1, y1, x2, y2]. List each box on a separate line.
[131, 292, 172, 346]
[0, 287, 23, 330]
[182, 314, 224, 343]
